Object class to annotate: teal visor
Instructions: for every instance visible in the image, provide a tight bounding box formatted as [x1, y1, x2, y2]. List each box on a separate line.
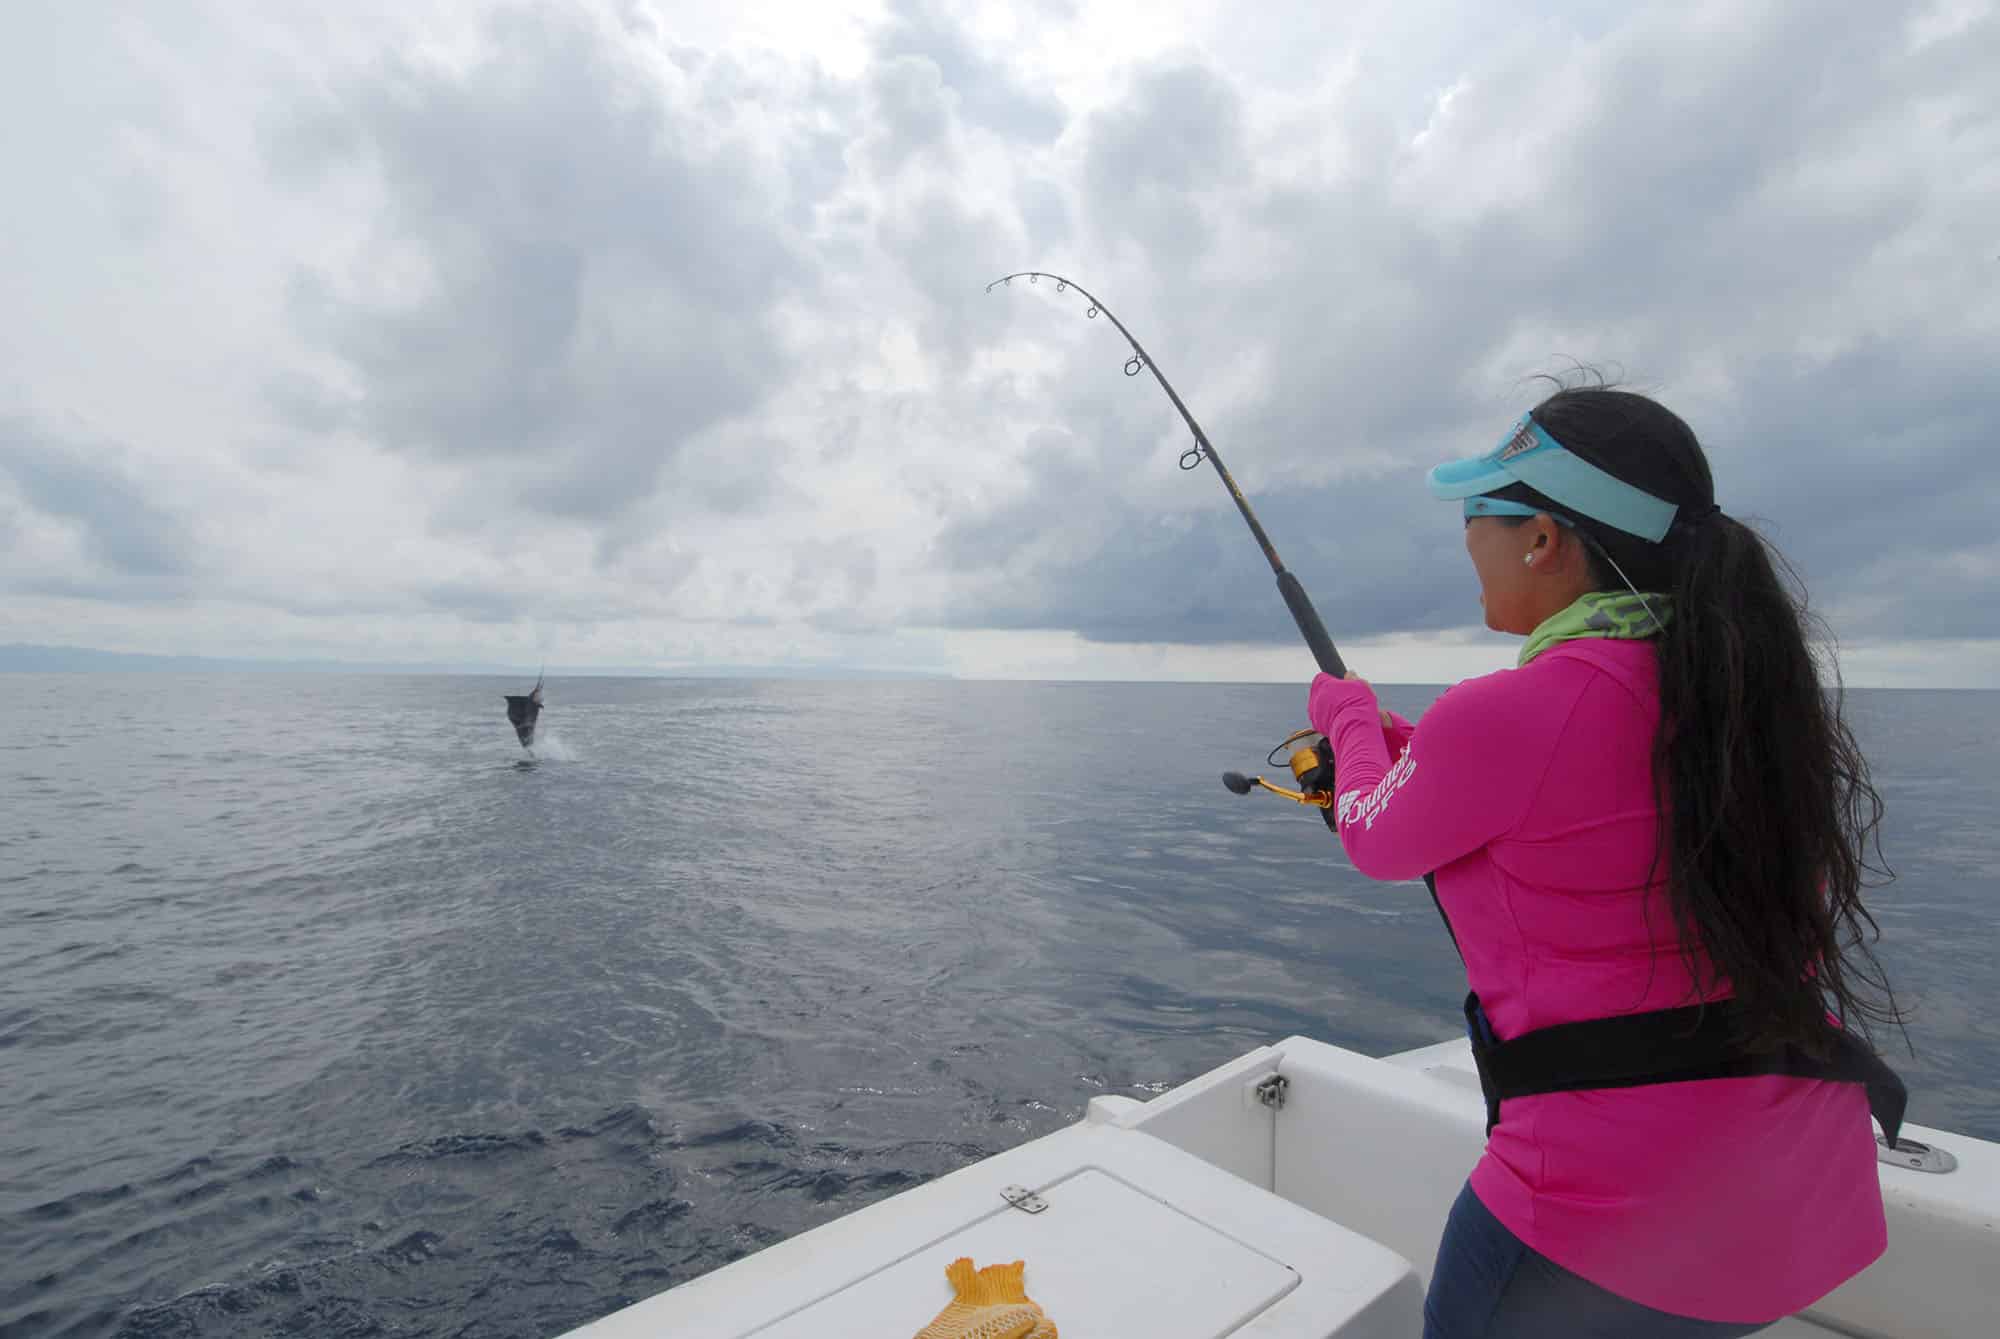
[1463, 496, 1573, 524]
[1429, 415, 1679, 542]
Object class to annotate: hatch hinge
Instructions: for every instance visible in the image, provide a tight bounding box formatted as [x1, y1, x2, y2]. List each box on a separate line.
[1877, 1134, 1958, 1174]
[1253, 1073, 1289, 1110]
[1001, 1184, 1049, 1214]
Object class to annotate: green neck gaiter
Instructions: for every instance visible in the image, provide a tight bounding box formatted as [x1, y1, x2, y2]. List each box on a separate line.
[1518, 590, 1672, 667]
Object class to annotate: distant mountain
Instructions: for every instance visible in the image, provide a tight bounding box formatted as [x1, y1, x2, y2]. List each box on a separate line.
[0, 644, 946, 680]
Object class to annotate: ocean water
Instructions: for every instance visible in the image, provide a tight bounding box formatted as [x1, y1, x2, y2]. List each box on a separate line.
[2, 675, 1994, 1337]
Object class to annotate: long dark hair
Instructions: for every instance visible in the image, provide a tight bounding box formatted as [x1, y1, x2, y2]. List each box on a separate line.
[1489, 386, 1902, 1056]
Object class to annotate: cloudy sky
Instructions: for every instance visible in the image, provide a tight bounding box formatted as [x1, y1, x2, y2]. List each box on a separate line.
[3, 0, 1995, 684]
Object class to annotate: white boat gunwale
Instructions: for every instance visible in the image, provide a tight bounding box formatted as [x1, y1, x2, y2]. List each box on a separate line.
[562, 1034, 1998, 1339]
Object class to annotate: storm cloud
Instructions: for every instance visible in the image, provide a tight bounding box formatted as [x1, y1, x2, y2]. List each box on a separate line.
[266, 5, 810, 522]
[0, 417, 196, 596]
[1, 0, 1994, 680]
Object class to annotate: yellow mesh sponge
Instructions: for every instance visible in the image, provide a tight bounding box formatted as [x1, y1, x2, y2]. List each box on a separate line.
[912, 1257, 1058, 1339]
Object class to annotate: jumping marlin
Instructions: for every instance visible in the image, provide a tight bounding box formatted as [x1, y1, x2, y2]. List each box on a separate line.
[503, 671, 544, 749]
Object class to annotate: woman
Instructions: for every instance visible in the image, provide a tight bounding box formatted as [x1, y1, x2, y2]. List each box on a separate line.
[1306, 388, 1903, 1338]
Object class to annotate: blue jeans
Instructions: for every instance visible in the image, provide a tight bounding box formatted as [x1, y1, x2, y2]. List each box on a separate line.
[1424, 1183, 1773, 1338]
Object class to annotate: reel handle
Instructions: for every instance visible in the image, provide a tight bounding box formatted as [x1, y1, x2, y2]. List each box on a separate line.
[1218, 769, 1334, 810]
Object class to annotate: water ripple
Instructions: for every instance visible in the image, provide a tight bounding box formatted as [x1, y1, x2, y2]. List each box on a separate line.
[0, 677, 1992, 1337]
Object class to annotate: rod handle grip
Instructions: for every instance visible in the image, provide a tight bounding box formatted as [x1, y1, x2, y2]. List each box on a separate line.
[1276, 569, 1346, 678]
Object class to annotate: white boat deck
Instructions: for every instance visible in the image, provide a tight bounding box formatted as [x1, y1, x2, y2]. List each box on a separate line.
[562, 1035, 1998, 1338]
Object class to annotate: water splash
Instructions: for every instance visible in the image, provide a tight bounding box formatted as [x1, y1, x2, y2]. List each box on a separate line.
[528, 729, 578, 763]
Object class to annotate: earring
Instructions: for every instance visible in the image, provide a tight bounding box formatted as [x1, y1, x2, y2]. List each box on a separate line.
[1522, 553, 1535, 566]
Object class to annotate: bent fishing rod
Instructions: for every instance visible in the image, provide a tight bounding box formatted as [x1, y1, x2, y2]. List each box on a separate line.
[987, 271, 1346, 680]
[988, 271, 1350, 811]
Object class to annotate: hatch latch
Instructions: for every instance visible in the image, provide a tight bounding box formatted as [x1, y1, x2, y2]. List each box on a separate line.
[1001, 1184, 1049, 1214]
[1253, 1073, 1290, 1110]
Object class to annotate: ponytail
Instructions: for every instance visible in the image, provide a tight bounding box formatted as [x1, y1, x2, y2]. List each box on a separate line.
[1653, 512, 1901, 1054]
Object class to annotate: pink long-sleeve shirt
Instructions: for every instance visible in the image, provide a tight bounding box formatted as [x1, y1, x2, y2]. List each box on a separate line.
[1308, 639, 1886, 1323]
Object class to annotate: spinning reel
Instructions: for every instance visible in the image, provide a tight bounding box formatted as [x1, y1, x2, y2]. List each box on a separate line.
[1221, 728, 1339, 828]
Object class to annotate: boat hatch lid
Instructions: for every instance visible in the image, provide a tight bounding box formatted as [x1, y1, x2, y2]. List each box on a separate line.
[747, 1165, 1298, 1338]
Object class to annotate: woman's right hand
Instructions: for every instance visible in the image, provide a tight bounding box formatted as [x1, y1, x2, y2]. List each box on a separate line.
[1309, 671, 1377, 736]
[1341, 671, 1396, 728]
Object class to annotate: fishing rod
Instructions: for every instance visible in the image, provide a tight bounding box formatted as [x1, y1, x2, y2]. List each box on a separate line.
[986, 272, 1347, 680]
[990, 271, 1349, 811]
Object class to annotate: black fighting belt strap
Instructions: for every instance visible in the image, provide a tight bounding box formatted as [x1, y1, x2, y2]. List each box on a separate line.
[1463, 991, 1908, 1146]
